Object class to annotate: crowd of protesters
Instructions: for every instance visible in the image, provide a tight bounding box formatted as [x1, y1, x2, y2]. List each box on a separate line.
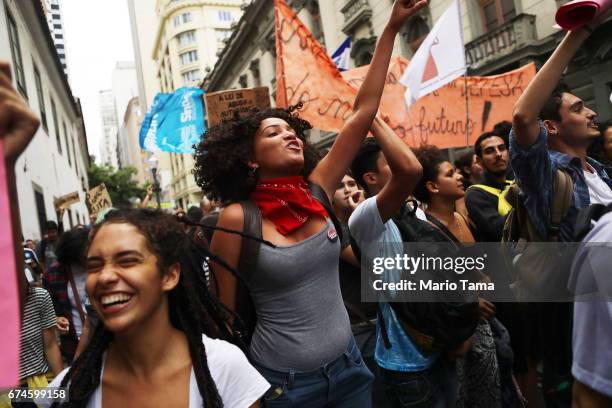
[1, 1, 612, 407]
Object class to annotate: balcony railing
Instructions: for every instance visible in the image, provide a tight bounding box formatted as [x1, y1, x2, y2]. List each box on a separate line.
[465, 14, 536, 69]
[341, 0, 372, 34]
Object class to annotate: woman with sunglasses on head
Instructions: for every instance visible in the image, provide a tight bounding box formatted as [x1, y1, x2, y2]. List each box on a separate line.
[194, 2, 428, 405]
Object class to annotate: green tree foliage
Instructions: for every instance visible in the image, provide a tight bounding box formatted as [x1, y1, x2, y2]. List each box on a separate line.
[87, 156, 146, 207]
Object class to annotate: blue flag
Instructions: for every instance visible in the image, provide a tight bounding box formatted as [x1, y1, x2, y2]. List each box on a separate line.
[139, 87, 206, 154]
[331, 37, 351, 72]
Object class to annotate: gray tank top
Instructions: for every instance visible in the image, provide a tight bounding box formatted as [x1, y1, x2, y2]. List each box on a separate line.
[249, 222, 352, 371]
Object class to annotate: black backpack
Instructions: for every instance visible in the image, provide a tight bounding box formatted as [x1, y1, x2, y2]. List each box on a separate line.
[229, 182, 343, 346]
[350, 201, 479, 352]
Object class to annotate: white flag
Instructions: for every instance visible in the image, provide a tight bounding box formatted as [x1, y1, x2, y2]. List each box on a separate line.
[400, 0, 466, 106]
[331, 37, 352, 72]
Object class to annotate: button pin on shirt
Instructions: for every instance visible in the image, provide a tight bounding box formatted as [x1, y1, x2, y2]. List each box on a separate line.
[327, 228, 338, 242]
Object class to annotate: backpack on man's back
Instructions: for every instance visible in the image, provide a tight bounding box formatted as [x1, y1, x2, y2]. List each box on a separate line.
[350, 201, 480, 353]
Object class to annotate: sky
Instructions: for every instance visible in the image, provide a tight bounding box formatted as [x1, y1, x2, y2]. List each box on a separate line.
[61, 0, 135, 161]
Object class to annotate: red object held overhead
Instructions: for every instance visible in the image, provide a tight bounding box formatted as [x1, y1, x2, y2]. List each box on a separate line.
[555, 0, 611, 30]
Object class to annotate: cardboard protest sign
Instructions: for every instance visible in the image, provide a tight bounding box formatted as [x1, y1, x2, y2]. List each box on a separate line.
[86, 184, 113, 215]
[54, 191, 80, 211]
[0, 139, 20, 387]
[205, 87, 271, 127]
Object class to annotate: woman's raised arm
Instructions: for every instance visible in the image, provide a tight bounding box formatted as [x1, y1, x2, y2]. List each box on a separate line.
[309, 0, 427, 198]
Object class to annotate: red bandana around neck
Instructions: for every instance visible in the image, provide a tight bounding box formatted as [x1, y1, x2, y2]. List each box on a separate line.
[250, 176, 329, 235]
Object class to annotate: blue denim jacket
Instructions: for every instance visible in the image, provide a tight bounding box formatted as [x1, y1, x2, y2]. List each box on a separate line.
[509, 122, 612, 242]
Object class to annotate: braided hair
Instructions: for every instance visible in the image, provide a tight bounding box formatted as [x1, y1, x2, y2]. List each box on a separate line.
[54, 208, 250, 408]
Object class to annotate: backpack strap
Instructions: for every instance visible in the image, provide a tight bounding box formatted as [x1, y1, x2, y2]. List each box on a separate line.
[308, 182, 343, 242]
[237, 201, 263, 284]
[467, 183, 513, 216]
[549, 170, 574, 242]
[425, 213, 461, 245]
[377, 304, 392, 349]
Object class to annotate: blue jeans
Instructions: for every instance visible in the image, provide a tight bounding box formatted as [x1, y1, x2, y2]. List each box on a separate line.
[381, 357, 457, 408]
[253, 337, 374, 407]
[353, 322, 392, 407]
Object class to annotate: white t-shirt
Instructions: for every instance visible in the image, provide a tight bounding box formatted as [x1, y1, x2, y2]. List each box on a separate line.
[42, 335, 270, 408]
[584, 165, 612, 205]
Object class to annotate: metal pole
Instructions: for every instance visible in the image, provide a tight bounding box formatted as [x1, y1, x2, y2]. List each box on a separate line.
[152, 168, 161, 210]
[464, 73, 470, 147]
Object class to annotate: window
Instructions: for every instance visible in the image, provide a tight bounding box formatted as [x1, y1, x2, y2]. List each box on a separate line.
[480, 0, 516, 31]
[404, 16, 430, 53]
[33, 65, 48, 131]
[215, 29, 232, 42]
[180, 50, 198, 65]
[51, 98, 61, 154]
[51, 4, 59, 9]
[6, 8, 27, 97]
[53, 24, 61, 29]
[217, 10, 232, 22]
[351, 37, 377, 67]
[173, 13, 191, 27]
[34, 187, 47, 237]
[55, 33, 63, 39]
[182, 69, 200, 85]
[72, 137, 78, 174]
[63, 121, 71, 167]
[177, 30, 196, 46]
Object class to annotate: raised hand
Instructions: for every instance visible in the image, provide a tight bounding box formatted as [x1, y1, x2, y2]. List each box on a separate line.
[348, 190, 364, 211]
[0, 61, 39, 166]
[388, 0, 429, 32]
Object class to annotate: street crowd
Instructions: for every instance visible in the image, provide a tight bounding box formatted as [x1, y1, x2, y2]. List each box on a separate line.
[1, 1, 612, 407]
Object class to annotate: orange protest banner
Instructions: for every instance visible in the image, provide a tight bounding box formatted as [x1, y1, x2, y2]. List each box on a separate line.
[274, 0, 356, 129]
[343, 58, 536, 148]
[274, 0, 536, 149]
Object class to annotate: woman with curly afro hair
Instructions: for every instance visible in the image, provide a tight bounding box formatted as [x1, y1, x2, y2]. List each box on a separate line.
[193, 2, 428, 405]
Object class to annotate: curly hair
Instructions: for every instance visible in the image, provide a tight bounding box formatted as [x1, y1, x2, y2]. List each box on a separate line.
[55, 208, 241, 408]
[193, 104, 321, 204]
[587, 120, 612, 165]
[413, 145, 447, 203]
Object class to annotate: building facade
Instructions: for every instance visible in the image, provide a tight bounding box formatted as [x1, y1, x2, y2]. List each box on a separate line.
[98, 89, 119, 168]
[1, 0, 90, 239]
[127, 0, 173, 208]
[118, 97, 151, 186]
[150, 0, 245, 209]
[205, 0, 612, 144]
